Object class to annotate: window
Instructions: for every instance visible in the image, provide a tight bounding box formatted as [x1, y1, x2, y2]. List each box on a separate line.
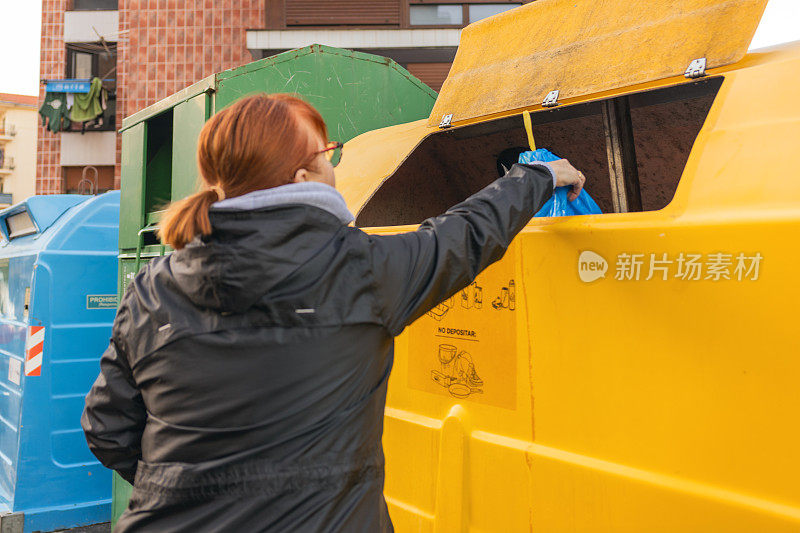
[71, 51, 93, 79]
[410, 5, 463, 25]
[66, 43, 117, 83]
[71, 0, 118, 10]
[356, 78, 724, 227]
[65, 43, 117, 131]
[469, 4, 521, 23]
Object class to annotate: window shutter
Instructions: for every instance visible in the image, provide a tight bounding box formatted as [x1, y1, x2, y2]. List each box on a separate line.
[286, 0, 400, 26]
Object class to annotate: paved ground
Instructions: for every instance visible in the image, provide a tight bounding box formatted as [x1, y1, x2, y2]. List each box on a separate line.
[48, 524, 110, 533]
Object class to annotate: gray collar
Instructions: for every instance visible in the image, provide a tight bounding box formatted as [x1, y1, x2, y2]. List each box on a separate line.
[211, 182, 355, 225]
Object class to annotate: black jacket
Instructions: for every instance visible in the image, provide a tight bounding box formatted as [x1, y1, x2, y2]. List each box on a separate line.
[81, 164, 554, 532]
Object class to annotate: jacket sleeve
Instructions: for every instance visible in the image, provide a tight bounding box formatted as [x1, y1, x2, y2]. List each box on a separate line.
[368, 163, 554, 335]
[81, 334, 145, 485]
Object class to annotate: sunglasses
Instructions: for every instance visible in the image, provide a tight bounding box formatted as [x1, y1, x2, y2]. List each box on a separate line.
[315, 141, 344, 167]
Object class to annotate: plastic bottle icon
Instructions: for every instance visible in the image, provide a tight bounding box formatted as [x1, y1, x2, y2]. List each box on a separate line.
[491, 279, 516, 310]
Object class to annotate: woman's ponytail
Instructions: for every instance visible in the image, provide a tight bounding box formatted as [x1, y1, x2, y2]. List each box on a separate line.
[157, 93, 329, 250]
[159, 188, 220, 249]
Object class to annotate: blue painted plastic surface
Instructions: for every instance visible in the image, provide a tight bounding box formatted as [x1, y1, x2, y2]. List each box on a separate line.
[518, 149, 603, 217]
[0, 192, 119, 532]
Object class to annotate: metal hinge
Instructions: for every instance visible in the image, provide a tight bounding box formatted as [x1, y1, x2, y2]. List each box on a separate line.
[685, 58, 707, 79]
[438, 113, 453, 129]
[542, 90, 560, 108]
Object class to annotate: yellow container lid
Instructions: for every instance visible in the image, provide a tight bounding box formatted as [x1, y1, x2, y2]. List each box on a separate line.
[429, 0, 769, 127]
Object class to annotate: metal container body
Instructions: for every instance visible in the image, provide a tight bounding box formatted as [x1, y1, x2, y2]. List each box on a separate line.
[0, 192, 120, 532]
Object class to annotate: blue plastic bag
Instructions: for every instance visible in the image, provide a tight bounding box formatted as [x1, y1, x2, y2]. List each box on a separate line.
[518, 148, 602, 217]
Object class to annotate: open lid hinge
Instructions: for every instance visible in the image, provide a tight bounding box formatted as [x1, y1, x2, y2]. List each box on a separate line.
[438, 113, 454, 129]
[685, 57, 707, 79]
[542, 90, 560, 108]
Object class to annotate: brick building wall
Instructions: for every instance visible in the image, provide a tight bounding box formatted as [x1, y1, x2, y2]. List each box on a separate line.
[37, 0, 264, 193]
[116, 0, 263, 186]
[37, 0, 68, 194]
[119, 0, 264, 118]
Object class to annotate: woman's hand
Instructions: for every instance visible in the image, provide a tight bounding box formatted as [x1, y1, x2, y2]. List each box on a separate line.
[549, 159, 586, 201]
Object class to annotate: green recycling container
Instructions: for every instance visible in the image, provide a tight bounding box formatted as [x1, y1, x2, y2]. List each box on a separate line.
[112, 44, 437, 525]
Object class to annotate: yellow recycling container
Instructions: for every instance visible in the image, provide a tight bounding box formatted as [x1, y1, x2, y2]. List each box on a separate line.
[335, 0, 800, 530]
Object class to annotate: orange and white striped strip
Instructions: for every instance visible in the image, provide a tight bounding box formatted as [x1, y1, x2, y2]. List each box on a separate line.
[24, 326, 44, 377]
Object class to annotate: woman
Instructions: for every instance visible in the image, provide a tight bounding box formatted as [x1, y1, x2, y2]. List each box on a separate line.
[82, 94, 585, 532]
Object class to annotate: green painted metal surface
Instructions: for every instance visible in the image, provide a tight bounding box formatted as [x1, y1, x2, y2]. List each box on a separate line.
[111, 474, 133, 526]
[118, 122, 146, 250]
[112, 45, 438, 526]
[214, 45, 437, 144]
[119, 75, 215, 133]
[171, 94, 209, 201]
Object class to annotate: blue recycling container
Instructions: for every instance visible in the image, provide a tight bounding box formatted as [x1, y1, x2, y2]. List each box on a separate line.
[0, 192, 119, 532]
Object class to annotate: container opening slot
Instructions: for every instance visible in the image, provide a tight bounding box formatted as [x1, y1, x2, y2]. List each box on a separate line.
[5, 211, 38, 239]
[141, 231, 160, 247]
[356, 77, 723, 227]
[145, 111, 174, 215]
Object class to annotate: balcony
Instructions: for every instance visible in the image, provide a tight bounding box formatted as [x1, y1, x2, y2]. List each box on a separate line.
[0, 193, 12, 207]
[0, 124, 16, 144]
[0, 157, 15, 176]
[65, 92, 116, 133]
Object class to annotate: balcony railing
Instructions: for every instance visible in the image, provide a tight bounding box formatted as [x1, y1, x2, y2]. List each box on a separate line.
[0, 157, 15, 173]
[0, 193, 12, 205]
[0, 124, 17, 139]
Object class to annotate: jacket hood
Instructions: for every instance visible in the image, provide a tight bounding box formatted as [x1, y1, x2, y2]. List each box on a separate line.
[167, 184, 354, 314]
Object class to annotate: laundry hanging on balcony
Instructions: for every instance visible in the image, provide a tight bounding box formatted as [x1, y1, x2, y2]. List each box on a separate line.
[39, 78, 109, 133]
[39, 92, 71, 133]
[69, 78, 107, 125]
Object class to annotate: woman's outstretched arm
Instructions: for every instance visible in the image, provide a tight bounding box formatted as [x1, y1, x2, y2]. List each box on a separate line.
[368, 161, 583, 336]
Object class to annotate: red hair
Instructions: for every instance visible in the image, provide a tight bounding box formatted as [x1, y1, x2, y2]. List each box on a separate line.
[159, 93, 328, 249]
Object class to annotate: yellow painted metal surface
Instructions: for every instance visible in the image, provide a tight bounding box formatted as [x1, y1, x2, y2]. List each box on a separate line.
[335, 40, 800, 531]
[409, 260, 518, 411]
[428, 0, 768, 127]
[335, 119, 431, 214]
